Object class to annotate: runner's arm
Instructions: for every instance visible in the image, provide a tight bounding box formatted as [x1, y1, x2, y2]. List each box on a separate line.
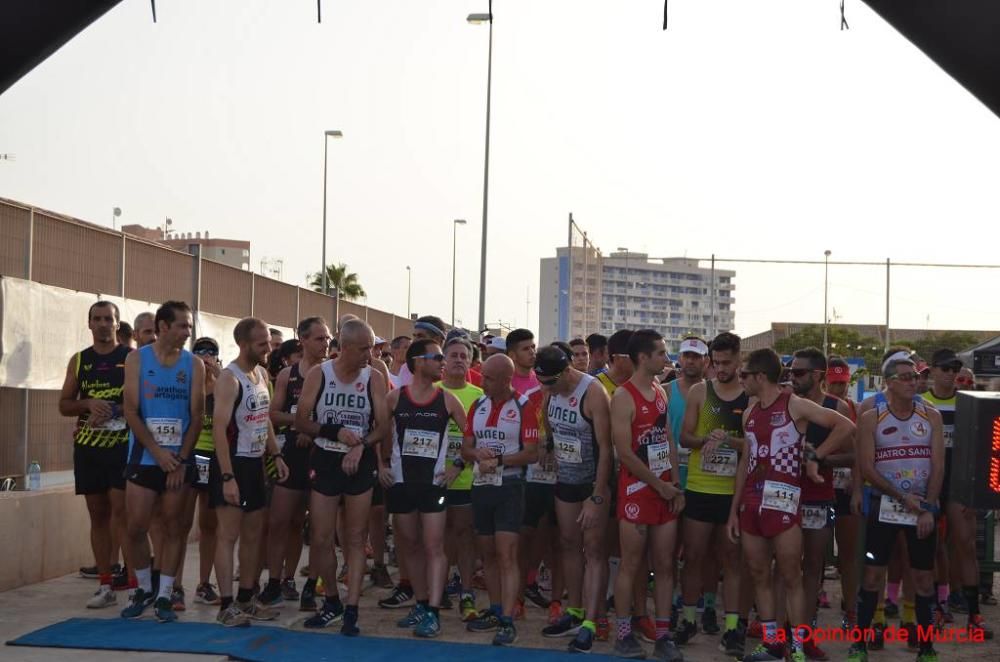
[585, 381, 613, 499]
[368, 370, 390, 470]
[610, 388, 668, 490]
[822, 398, 856, 467]
[498, 400, 540, 468]
[444, 391, 468, 437]
[679, 382, 706, 449]
[294, 364, 324, 438]
[857, 409, 905, 501]
[58, 354, 90, 417]
[924, 408, 945, 506]
[729, 409, 753, 516]
[269, 366, 294, 429]
[791, 395, 854, 462]
[381, 387, 401, 462]
[212, 367, 239, 476]
[179, 357, 205, 460]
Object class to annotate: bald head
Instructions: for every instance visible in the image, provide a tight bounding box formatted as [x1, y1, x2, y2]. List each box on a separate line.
[337, 314, 360, 333]
[481, 354, 515, 399]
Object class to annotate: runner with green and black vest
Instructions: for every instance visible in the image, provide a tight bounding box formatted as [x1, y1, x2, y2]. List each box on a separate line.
[59, 300, 132, 610]
[189, 337, 222, 607]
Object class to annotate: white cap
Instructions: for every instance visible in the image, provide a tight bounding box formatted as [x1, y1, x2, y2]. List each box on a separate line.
[374, 336, 386, 345]
[489, 337, 507, 351]
[679, 338, 708, 355]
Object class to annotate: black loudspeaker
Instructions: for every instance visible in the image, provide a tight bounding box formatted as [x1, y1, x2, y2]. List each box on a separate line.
[951, 391, 1000, 509]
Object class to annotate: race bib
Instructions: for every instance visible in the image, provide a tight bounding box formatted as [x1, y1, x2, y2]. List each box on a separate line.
[801, 504, 828, 530]
[290, 404, 298, 415]
[403, 428, 440, 459]
[92, 417, 127, 432]
[195, 454, 210, 485]
[678, 448, 690, 467]
[249, 428, 267, 456]
[701, 446, 737, 477]
[317, 424, 361, 453]
[833, 468, 851, 490]
[473, 462, 503, 487]
[529, 460, 558, 485]
[446, 433, 463, 461]
[554, 436, 582, 465]
[943, 427, 954, 449]
[147, 417, 182, 448]
[878, 496, 918, 526]
[761, 480, 801, 515]
[647, 442, 672, 475]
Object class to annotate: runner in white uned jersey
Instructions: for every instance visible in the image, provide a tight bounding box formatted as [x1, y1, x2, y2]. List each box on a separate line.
[534, 345, 612, 654]
[211, 317, 289, 627]
[295, 319, 390, 635]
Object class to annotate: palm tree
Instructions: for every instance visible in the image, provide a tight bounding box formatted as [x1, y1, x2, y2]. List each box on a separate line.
[309, 263, 366, 300]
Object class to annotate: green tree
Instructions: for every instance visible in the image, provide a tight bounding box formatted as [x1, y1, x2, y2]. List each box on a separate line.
[309, 263, 366, 301]
[774, 325, 883, 373]
[908, 331, 983, 361]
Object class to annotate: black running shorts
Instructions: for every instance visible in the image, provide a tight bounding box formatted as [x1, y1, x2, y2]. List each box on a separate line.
[74, 443, 127, 495]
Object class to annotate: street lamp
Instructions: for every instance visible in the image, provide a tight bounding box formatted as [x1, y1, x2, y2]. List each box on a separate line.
[321, 129, 344, 296]
[452, 219, 467, 327]
[618, 247, 630, 328]
[406, 265, 412, 319]
[468, 8, 493, 333]
[823, 249, 832, 356]
[112, 207, 121, 231]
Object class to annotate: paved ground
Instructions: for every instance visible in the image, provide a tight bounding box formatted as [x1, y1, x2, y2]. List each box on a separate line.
[2, 542, 998, 661]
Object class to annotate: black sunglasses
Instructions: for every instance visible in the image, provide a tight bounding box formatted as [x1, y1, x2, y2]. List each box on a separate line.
[193, 348, 218, 357]
[739, 370, 760, 380]
[417, 353, 445, 362]
[789, 368, 818, 377]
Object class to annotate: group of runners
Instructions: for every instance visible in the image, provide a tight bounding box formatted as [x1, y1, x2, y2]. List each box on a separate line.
[63, 299, 994, 661]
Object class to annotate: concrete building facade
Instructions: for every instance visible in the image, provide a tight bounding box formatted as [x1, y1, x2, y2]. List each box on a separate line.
[122, 224, 250, 270]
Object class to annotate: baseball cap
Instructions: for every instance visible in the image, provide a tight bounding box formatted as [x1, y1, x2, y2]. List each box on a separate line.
[914, 358, 930, 375]
[826, 364, 851, 384]
[534, 346, 569, 377]
[488, 337, 506, 352]
[447, 328, 471, 342]
[931, 348, 962, 368]
[373, 336, 387, 346]
[192, 337, 219, 353]
[678, 338, 708, 356]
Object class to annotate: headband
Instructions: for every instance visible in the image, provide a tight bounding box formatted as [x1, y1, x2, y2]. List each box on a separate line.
[414, 321, 445, 339]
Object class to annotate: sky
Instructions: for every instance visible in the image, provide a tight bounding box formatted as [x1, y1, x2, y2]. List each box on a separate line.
[1, 0, 998, 338]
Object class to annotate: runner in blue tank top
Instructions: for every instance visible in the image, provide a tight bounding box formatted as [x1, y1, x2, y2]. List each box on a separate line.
[121, 301, 205, 624]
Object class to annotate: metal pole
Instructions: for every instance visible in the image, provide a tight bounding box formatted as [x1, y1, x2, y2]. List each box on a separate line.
[710, 253, 716, 338]
[623, 250, 629, 328]
[322, 136, 329, 295]
[567, 213, 573, 335]
[475, 6, 494, 333]
[884, 258, 891, 352]
[823, 250, 831, 356]
[120, 230, 127, 296]
[452, 222, 458, 327]
[23, 210, 33, 476]
[407, 267, 412, 319]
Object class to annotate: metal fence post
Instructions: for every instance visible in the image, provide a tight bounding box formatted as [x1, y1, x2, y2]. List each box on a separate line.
[23, 209, 34, 476]
[120, 231, 126, 297]
[192, 246, 202, 341]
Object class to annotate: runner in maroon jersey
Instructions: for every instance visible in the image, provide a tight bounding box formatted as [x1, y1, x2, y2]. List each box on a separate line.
[727, 349, 853, 662]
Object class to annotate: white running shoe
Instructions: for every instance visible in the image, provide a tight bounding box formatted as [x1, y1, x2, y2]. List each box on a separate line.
[87, 586, 117, 609]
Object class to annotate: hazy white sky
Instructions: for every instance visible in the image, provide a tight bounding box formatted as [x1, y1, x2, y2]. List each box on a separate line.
[1, 0, 998, 337]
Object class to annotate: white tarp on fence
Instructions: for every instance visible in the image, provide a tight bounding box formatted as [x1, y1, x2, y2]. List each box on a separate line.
[0, 277, 293, 389]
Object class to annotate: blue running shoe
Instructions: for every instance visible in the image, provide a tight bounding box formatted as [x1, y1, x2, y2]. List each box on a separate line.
[154, 597, 177, 623]
[415, 609, 442, 638]
[303, 600, 344, 629]
[121, 589, 154, 619]
[397, 603, 427, 628]
[493, 623, 518, 646]
[568, 626, 594, 653]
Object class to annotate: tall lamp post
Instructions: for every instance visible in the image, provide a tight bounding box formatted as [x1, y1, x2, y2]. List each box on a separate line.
[452, 219, 467, 327]
[406, 265, 412, 319]
[823, 249, 832, 356]
[468, 7, 493, 334]
[321, 129, 344, 295]
[618, 247, 630, 328]
[112, 207, 121, 231]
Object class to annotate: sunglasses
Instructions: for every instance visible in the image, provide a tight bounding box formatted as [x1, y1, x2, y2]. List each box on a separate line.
[890, 373, 918, 383]
[956, 378, 974, 386]
[739, 370, 760, 380]
[193, 348, 218, 357]
[934, 364, 962, 373]
[789, 368, 817, 378]
[417, 353, 445, 362]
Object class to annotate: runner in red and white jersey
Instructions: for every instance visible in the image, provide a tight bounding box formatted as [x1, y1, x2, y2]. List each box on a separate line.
[728, 348, 853, 662]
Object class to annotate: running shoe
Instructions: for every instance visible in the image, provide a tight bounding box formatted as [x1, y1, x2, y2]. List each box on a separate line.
[969, 614, 994, 639]
[79, 565, 99, 579]
[196, 582, 221, 605]
[439, 591, 453, 610]
[303, 600, 344, 628]
[460, 593, 478, 621]
[846, 644, 868, 662]
[741, 643, 783, 661]
[238, 599, 279, 621]
[653, 636, 683, 662]
[915, 649, 938, 662]
[217, 603, 251, 627]
[341, 608, 360, 637]
[633, 615, 657, 644]
[154, 597, 177, 623]
[299, 580, 318, 611]
[396, 603, 427, 628]
[525, 582, 551, 609]
[803, 639, 829, 660]
[467, 609, 501, 632]
[542, 613, 582, 638]
[258, 581, 283, 606]
[378, 584, 414, 609]
[86, 586, 117, 609]
[904, 623, 918, 649]
[548, 600, 563, 625]
[817, 590, 831, 609]
[868, 624, 885, 650]
[568, 626, 594, 653]
[414, 609, 441, 638]
[789, 650, 806, 662]
[112, 568, 130, 591]
[595, 617, 610, 642]
[170, 586, 186, 612]
[280, 578, 299, 601]
[672, 619, 697, 645]
[371, 564, 394, 590]
[445, 573, 462, 596]
[884, 599, 899, 619]
[720, 628, 745, 657]
[702, 606, 720, 635]
[493, 623, 518, 647]
[948, 592, 967, 614]
[613, 632, 646, 659]
[121, 589, 154, 619]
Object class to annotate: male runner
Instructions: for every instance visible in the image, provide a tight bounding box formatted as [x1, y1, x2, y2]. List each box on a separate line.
[117, 322, 135, 349]
[440, 337, 485, 621]
[134, 312, 156, 348]
[597, 330, 635, 395]
[586, 333, 609, 375]
[610, 329, 684, 661]
[569, 338, 590, 372]
[789, 347, 856, 660]
[728, 348, 853, 662]
[120, 301, 204, 622]
[269, 328, 284, 354]
[678, 332, 748, 652]
[533, 346, 613, 653]
[394, 315, 447, 387]
[463, 354, 540, 647]
[848, 354, 945, 662]
[387, 335, 411, 389]
[296, 319, 389, 635]
[923, 348, 991, 637]
[59, 300, 131, 609]
[189, 337, 222, 607]
[260, 317, 331, 608]
[211, 318, 289, 626]
[386, 338, 468, 638]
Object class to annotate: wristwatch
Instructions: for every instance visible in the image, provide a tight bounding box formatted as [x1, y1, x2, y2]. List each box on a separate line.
[452, 458, 466, 470]
[221, 473, 235, 482]
[589, 494, 605, 505]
